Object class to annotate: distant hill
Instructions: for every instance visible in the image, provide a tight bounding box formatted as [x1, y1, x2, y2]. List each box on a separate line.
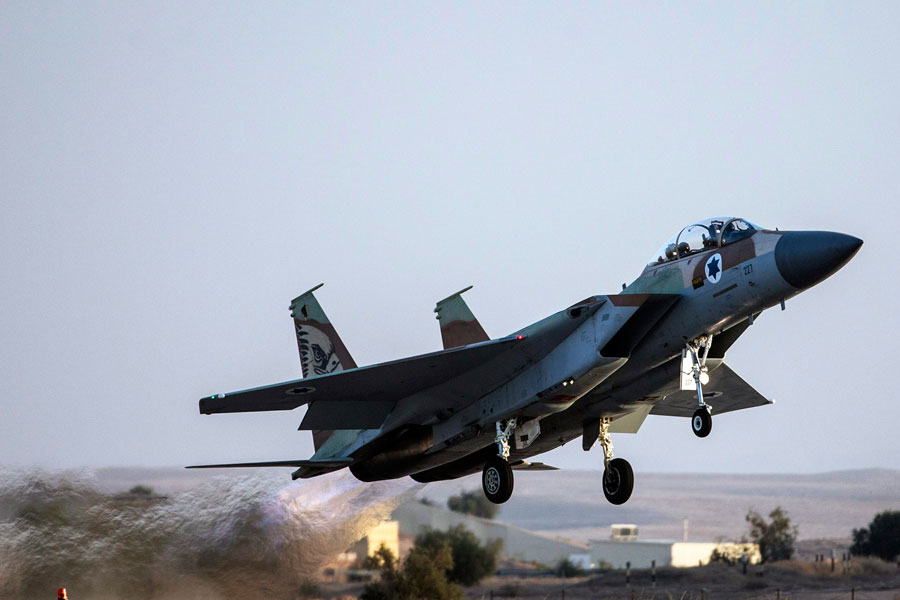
[92, 467, 900, 543]
[418, 468, 900, 543]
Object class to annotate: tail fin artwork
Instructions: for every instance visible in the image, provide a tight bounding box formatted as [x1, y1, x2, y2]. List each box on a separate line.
[434, 286, 490, 349]
[290, 284, 357, 451]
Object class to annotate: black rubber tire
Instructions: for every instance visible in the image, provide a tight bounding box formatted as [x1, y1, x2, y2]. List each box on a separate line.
[482, 456, 514, 504]
[602, 458, 634, 505]
[692, 406, 712, 438]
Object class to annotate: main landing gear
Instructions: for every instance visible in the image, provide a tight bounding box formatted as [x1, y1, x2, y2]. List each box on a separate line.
[482, 419, 516, 504]
[685, 334, 714, 438]
[597, 418, 634, 505]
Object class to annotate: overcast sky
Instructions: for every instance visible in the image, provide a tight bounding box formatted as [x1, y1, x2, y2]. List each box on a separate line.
[2, 2, 897, 475]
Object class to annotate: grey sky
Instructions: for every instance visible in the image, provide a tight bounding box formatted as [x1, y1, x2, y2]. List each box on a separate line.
[1, 3, 897, 473]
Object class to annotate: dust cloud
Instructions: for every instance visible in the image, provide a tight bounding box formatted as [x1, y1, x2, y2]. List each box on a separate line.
[0, 468, 420, 599]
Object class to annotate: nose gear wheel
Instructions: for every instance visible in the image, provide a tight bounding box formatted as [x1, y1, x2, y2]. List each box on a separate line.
[692, 406, 712, 437]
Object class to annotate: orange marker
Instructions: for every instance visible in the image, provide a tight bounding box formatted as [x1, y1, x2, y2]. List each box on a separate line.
[57, 589, 68, 600]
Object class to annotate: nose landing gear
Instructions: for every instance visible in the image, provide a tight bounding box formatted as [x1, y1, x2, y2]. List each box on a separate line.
[482, 419, 516, 504]
[684, 335, 714, 438]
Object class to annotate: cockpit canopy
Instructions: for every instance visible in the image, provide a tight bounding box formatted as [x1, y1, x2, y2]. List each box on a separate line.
[648, 217, 763, 266]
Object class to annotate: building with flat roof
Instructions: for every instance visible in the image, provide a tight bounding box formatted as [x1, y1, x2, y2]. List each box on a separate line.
[351, 520, 400, 560]
[589, 525, 760, 569]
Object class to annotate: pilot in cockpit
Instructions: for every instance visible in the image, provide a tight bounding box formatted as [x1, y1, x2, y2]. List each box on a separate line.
[704, 220, 725, 248]
[663, 243, 677, 262]
[721, 218, 754, 245]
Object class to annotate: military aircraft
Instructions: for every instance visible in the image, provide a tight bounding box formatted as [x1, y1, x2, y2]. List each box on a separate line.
[190, 217, 862, 505]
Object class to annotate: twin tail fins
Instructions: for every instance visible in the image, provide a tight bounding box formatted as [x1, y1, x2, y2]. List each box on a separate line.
[434, 286, 489, 349]
[290, 283, 357, 377]
[289, 284, 358, 451]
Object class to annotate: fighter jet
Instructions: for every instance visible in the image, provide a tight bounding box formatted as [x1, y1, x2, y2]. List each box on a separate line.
[190, 217, 861, 505]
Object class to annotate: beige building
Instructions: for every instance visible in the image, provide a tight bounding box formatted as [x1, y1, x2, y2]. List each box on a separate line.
[351, 520, 400, 560]
[590, 525, 760, 569]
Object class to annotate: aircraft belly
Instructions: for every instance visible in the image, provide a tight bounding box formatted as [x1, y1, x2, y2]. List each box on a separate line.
[353, 438, 490, 481]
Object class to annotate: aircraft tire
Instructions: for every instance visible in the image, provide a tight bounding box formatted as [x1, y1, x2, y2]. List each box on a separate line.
[692, 407, 712, 438]
[602, 458, 634, 505]
[482, 456, 514, 504]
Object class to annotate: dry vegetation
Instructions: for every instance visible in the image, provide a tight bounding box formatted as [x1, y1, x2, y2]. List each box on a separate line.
[454, 560, 900, 600]
[306, 560, 900, 599]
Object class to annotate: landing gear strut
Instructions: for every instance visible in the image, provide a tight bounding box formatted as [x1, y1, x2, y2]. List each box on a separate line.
[482, 419, 516, 504]
[598, 418, 634, 505]
[685, 335, 714, 438]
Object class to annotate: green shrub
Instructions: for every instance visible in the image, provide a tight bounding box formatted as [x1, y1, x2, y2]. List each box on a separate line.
[415, 525, 502, 586]
[446, 490, 499, 519]
[746, 507, 797, 563]
[554, 557, 584, 578]
[851, 510, 900, 562]
[360, 542, 462, 600]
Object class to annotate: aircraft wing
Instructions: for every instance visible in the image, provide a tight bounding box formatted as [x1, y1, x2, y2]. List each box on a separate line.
[200, 297, 609, 431]
[185, 457, 354, 479]
[199, 335, 524, 426]
[650, 363, 773, 417]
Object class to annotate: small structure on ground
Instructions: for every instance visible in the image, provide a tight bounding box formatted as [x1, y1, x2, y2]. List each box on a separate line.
[590, 525, 760, 568]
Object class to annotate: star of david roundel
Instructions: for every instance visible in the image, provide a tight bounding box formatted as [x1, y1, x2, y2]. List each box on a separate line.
[705, 253, 723, 284]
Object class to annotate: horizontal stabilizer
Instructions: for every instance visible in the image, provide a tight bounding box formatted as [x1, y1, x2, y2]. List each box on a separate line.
[186, 458, 353, 470]
[651, 363, 773, 417]
[510, 461, 559, 471]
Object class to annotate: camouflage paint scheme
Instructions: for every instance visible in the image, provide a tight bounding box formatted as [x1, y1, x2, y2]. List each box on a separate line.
[192, 217, 862, 499]
[434, 286, 489, 349]
[289, 285, 360, 456]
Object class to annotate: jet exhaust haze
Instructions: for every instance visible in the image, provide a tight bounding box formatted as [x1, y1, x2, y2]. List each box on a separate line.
[0, 468, 420, 599]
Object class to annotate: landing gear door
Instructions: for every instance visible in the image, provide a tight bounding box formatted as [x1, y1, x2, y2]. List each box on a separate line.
[680, 348, 695, 391]
[514, 419, 541, 450]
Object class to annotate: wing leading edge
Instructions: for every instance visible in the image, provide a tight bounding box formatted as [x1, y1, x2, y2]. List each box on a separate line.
[199, 335, 524, 423]
[186, 457, 354, 480]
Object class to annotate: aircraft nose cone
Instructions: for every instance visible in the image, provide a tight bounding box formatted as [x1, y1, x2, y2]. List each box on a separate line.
[774, 231, 863, 289]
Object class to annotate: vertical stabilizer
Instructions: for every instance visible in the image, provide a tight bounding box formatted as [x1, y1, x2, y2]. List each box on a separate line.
[290, 284, 357, 451]
[434, 286, 490, 349]
[290, 284, 357, 377]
